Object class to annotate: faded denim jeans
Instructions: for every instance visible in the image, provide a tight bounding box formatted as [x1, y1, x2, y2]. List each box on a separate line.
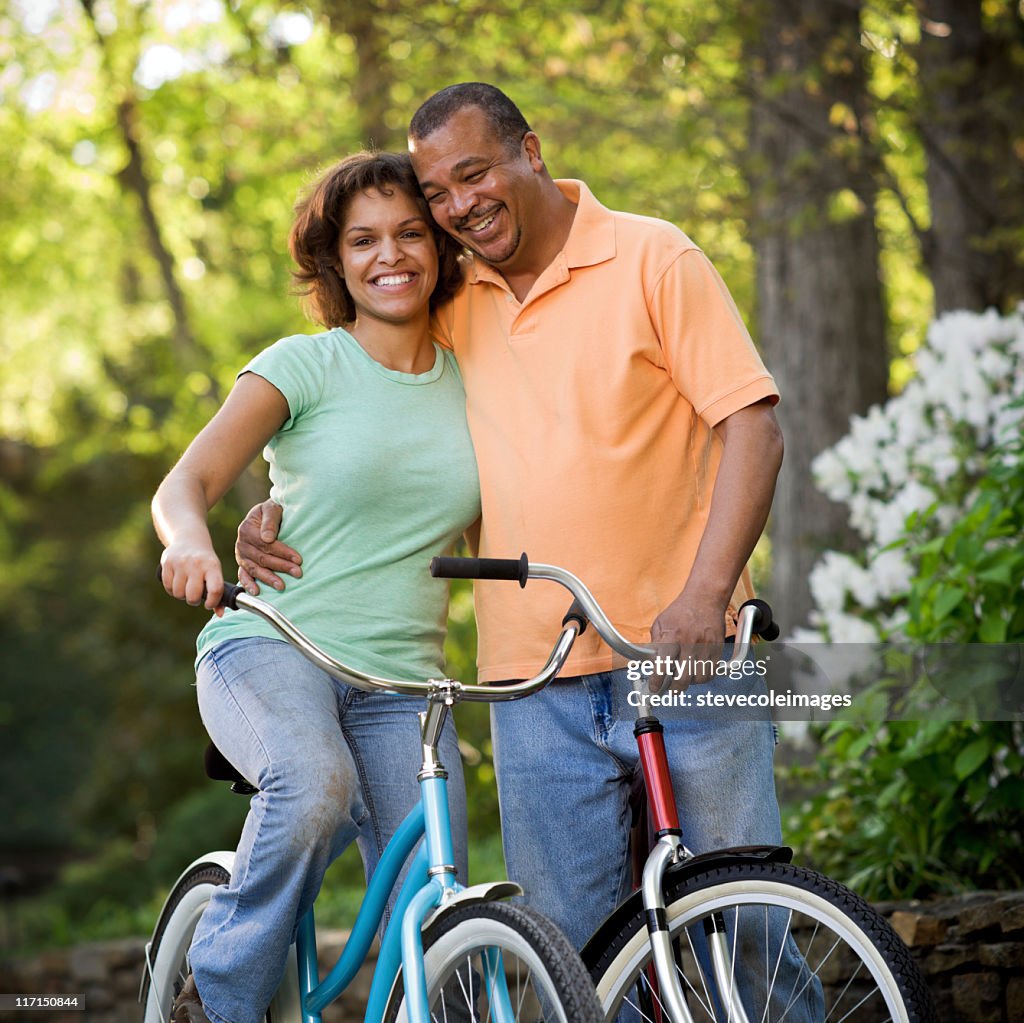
[189, 637, 467, 1023]
[491, 659, 823, 1022]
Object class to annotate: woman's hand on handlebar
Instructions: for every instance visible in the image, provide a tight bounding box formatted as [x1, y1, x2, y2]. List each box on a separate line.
[160, 539, 228, 617]
[235, 499, 303, 595]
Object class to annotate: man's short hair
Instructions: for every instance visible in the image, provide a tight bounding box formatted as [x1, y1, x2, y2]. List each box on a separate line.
[409, 83, 531, 155]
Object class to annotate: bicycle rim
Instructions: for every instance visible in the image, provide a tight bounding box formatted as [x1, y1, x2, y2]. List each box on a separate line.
[591, 862, 935, 1023]
[388, 901, 604, 1023]
[142, 864, 230, 1023]
[141, 861, 300, 1023]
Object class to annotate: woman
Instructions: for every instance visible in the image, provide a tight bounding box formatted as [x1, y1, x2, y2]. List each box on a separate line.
[152, 152, 479, 1023]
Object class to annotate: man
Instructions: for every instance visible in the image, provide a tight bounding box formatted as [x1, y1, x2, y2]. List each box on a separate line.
[238, 83, 785, 952]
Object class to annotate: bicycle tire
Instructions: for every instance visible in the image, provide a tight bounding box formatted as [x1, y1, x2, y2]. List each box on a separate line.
[585, 860, 936, 1023]
[383, 900, 604, 1023]
[140, 859, 301, 1023]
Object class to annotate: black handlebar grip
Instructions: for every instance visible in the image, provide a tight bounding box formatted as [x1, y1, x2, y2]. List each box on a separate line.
[739, 598, 781, 641]
[219, 582, 245, 610]
[429, 553, 529, 588]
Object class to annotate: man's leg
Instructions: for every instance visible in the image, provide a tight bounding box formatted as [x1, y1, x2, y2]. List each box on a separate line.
[490, 672, 636, 951]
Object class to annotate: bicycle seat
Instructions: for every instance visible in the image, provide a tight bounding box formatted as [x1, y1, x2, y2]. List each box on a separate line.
[204, 741, 257, 795]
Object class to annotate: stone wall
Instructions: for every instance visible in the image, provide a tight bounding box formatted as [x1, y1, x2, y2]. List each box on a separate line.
[0, 930, 368, 1023]
[882, 891, 1024, 1022]
[1, 893, 1022, 1022]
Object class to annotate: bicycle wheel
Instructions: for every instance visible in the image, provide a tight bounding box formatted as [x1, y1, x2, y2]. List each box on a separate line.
[140, 858, 301, 1023]
[384, 900, 604, 1023]
[585, 860, 935, 1023]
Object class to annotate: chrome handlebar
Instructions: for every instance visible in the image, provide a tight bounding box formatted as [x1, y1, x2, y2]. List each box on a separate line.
[193, 557, 773, 705]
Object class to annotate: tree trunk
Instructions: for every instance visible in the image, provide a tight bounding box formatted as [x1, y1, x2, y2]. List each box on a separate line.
[321, 0, 401, 149]
[744, 0, 890, 629]
[913, 0, 1024, 313]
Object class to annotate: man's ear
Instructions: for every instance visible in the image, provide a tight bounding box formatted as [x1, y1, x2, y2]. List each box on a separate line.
[523, 131, 544, 172]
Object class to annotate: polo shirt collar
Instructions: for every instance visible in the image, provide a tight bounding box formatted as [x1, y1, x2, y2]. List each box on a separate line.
[465, 178, 616, 286]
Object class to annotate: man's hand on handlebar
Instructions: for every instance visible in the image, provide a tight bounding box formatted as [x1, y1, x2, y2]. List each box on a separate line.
[235, 499, 303, 595]
[649, 590, 726, 693]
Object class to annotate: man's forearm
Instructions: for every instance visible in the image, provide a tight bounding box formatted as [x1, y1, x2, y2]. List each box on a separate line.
[683, 401, 783, 607]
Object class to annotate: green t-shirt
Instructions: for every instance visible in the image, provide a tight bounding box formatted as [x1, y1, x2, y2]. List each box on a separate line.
[196, 328, 481, 682]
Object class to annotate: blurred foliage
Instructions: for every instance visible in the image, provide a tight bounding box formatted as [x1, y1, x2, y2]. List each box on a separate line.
[783, 427, 1024, 899]
[1, 0, 1021, 950]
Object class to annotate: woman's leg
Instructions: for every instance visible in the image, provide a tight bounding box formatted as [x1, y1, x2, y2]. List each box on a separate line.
[340, 689, 468, 928]
[189, 637, 365, 1023]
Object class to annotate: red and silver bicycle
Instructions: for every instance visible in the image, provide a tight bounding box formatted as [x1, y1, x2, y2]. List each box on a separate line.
[431, 554, 936, 1023]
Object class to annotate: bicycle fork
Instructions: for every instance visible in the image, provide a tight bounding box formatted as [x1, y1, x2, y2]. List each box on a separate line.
[635, 717, 751, 1023]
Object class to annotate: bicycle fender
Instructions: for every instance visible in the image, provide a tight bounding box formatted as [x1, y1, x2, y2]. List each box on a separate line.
[149, 851, 236, 936]
[580, 845, 793, 971]
[422, 881, 524, 931]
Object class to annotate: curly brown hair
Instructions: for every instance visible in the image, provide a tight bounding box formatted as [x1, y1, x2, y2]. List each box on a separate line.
[289, 151, 463, 328]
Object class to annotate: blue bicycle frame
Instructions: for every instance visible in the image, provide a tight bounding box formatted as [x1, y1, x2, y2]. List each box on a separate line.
[291, 702, 513, 1023]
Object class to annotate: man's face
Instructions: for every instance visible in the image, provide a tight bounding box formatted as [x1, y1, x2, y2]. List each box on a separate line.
[409, 105, 543, 272]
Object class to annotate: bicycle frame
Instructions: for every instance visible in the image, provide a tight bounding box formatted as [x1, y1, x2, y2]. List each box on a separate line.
[628, 612, 769, 1023]
[292, 698, 518, 1023]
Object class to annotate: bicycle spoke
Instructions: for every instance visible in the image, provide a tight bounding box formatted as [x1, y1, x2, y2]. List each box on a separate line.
[822, 961, 865, 1023]
[623, 989, 661, 1023]
[759, 907, 793, 1023]
[454, 955, 477, 1023]
[484, 951, 497, 1023]
[682, 924, 716, 1020]
[779, 935, 843, 1023]
[833, 986, 890, 1023]
[763, 906, 770, 1023]
[727, 905, 741, 1022]
[515, 961, 534, 1021]
[639, 965, 674, 1022]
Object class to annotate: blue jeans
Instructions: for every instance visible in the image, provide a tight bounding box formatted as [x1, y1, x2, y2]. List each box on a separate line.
[190, 637, 468, 1023]
[492, 665, 822, 1022]
[490, 666, 781, 951]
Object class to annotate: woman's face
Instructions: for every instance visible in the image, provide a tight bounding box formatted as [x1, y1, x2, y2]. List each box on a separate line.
[337, 187, 439, 328]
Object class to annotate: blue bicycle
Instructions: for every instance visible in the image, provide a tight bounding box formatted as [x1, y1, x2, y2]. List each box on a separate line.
[141, 575, 604, 1023]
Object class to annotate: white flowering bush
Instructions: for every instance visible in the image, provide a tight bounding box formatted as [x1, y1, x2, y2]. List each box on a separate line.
[797, 307, 1024, 643]
[782, 309, 1024, 899]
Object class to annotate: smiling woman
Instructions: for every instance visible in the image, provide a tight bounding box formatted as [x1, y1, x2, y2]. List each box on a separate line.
[150, 151, 479, 1023]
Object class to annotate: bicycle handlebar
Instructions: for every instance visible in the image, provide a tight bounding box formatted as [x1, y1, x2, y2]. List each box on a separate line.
[156, 563, 580, 704]
[430, 554, 780, 661]
[158, 554, 779, 706]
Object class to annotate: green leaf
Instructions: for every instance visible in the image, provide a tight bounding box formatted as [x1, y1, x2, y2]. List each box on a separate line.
[953, 739, 992, 780]
[932, 586, 966, 622]
[978, 613, 1008, 643]
[976, 562, 1015, 586]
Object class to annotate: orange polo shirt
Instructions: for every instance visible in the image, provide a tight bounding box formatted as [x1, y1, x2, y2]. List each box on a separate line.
[436, 180, 779, 683]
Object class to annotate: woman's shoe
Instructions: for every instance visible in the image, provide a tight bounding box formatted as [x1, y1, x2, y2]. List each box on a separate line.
[171, 974, 212, 1023]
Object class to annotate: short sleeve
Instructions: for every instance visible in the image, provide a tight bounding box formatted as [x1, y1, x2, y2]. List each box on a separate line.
[429, 302, 456, 352]
[239, 333, 327, 431]
[650, 249, 779, 427]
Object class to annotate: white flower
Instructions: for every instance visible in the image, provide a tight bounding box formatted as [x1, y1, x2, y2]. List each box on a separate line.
[870, 548, 914, 598]
[826, 613, 883, 644]
[808, 551, 861, 615]
[802, 308, 1024, 641]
